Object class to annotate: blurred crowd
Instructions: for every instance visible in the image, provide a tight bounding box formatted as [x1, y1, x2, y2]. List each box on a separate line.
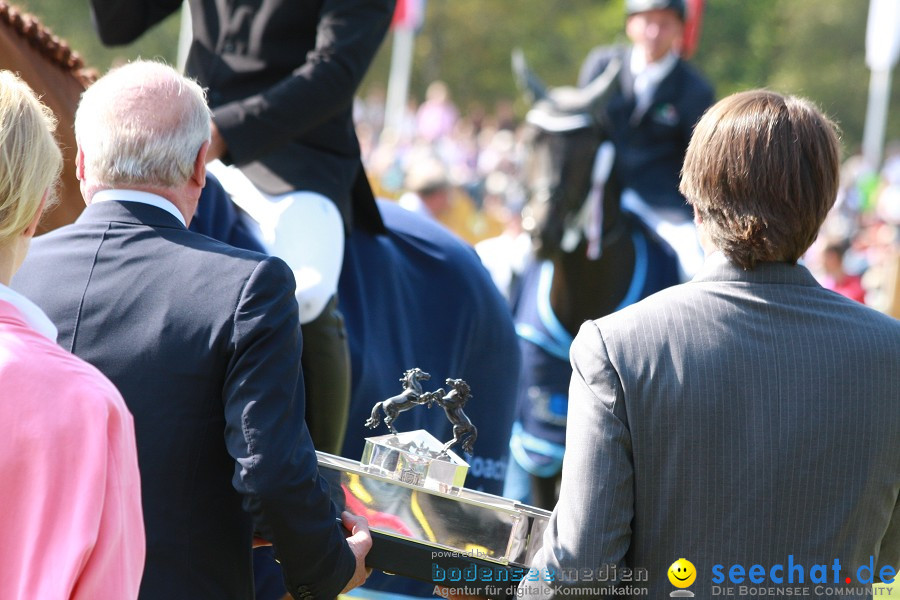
[805, 148, 900, 317]
[355, 80, 900, 318]
[354, 81, 527, 247]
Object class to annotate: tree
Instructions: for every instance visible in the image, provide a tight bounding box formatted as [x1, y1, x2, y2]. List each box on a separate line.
[14, 0, 182, 73]
[12, 0, 900, 155]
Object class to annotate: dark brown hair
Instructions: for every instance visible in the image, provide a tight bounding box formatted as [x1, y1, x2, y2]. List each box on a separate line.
[680, 90, 841, 269]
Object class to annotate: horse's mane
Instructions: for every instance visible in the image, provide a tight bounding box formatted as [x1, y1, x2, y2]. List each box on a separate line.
[448, 379, 470, 398]
[0, 1, 96, 87]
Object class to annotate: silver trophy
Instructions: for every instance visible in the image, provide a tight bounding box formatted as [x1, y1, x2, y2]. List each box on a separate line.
[362, 368, 476, 493]
[315, 368, 550, 598]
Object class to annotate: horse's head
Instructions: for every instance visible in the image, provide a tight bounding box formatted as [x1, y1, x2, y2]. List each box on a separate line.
[402, 367, 430, 385]
[444, 378, 470, 398]
[513, 50, 623, 261]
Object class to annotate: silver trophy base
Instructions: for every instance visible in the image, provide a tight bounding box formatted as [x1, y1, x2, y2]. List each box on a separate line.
[361, 430, 468, 493]
[317, 450, 550, 570]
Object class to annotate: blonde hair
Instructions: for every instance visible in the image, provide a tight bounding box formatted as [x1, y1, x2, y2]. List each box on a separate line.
[75, 60, 210, 191]
[0, 70, 62, 245]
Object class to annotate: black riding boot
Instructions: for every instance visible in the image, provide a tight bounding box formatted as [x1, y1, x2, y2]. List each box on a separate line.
[300, 294, 351, 455]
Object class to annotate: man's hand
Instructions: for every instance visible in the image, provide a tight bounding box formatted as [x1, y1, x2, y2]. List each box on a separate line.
[340, 511, 373, 593]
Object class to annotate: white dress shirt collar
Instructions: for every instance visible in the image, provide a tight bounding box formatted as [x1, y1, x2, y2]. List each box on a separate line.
[630, 50, 678, 112]
[91, 189, 187, 227]
[0, 282, 58, 341]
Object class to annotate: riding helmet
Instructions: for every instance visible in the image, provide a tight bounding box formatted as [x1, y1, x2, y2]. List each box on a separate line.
[625, 0, 685, 21]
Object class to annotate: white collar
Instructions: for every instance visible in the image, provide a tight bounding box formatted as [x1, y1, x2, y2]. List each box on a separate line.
[91, 189, 187, 226]
[630, 50, 678, 84]
[0, 282, 58, 342]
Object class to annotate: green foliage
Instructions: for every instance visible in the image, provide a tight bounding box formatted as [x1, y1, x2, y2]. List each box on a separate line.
[692, 0, 890, 154]
[364, 0, 625, 116]
[13, 0, 181, 72]
[8, 0, 900, 153]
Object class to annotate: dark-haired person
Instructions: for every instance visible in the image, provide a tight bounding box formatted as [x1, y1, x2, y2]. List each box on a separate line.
[521, 90, 900, 599]
[578, 0, 714, 279]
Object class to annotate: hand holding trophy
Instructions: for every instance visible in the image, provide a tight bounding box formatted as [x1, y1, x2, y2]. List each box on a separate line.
[316, 368, 550, 599]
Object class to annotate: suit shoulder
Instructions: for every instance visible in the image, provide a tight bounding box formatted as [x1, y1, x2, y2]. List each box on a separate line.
[191, 238, 295, 297]
[30, 223, 80, 247]
[593, 281, 696, 331]
[173, 228, 294, 276]
[839, 296, 900, 336]
[674, 59, 714, 100]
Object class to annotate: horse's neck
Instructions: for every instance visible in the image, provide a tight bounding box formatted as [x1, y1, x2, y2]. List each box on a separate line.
[0, 4, 89, 232]
[549, 222, 636, 335]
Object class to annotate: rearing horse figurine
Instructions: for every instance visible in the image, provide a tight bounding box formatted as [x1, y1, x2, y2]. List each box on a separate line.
[507, 51, 681, 509]
[435, 378, 477, 455]
[364, 368, 433, 434]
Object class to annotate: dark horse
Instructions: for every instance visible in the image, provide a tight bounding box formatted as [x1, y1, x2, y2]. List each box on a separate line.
[507, 51, 681, 509]
[435, 378, 477, 455]
[364, 367, 433, 433]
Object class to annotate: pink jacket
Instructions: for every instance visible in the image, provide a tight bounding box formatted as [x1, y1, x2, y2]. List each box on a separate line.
[0, 296, 145, 599]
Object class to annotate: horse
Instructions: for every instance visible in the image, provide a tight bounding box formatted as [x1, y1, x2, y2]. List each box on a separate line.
[506, 51, 682, 509]
[1, 9, 522, 597]
[0, 1, 95, 233]
[364, 367, 433, 433]
[435, 378, 478, 455]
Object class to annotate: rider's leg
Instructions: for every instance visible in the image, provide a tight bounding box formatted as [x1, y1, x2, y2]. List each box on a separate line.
[621, 188, 705, 281]
[265, 192, 349, 455]
[208, 161, 351, 455]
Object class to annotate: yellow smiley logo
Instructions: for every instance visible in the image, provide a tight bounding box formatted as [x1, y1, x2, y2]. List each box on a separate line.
[668, 558, 697, 588]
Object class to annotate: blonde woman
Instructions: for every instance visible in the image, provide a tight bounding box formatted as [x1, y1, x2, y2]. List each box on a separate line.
[0, 71, 144, 599]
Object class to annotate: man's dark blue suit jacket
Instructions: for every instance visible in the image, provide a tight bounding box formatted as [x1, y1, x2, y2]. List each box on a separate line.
[192, 185, 522, 599]
[13, 199, 355, 600]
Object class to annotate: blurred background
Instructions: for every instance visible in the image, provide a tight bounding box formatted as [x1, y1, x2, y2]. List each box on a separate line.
[10, 0, 900, 315]
[11, 0, 896, 152]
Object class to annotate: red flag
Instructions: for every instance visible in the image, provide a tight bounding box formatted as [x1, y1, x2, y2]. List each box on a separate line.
[391, 0, 425, 30]
[680, 0, 705, 58]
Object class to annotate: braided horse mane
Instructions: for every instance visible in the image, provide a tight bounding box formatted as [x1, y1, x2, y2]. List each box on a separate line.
[0, 1, 96, 86]
[0, 1, 97, 231]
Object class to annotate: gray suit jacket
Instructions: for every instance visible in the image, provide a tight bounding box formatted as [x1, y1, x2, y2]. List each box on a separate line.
[12, 200, 354, 600]
[522, 252, 900, 599]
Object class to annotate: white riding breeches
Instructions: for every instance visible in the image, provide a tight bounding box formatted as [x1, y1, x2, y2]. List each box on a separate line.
[621, 188, 704, 281]
[207, 160, 344, 324]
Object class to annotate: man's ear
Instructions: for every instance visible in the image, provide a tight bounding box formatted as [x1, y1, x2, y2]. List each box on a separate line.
[192, 140, 210, 188]
[75, 145, 86, 181]
[23, 191, 49, 238]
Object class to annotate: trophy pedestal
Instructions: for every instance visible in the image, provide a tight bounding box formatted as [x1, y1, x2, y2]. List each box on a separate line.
[361, 430, 468, 493]
[317, 445, 551, 599]
[335, 372, 546, 598]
